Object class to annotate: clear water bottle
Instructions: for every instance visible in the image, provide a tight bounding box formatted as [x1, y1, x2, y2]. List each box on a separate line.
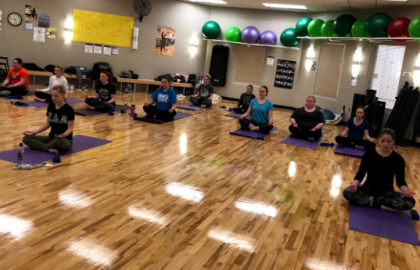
[123, 102, 128, 113]
[17, 143, 24, 165]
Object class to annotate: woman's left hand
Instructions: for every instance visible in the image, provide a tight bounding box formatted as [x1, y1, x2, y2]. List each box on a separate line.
[403, 190, 415, 198]
[268, 120, 273, 126]
[168, 108, 174, 113]
[6, 84, 13, 88]
[310, 127, 317, 132]
[54, 134, 65, 138]
[369, 138, 375, 143]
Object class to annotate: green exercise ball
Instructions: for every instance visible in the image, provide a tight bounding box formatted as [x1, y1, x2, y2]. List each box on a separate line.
[296, 17, 313, 36]
[351, 19, 369, 41]
[321, 20, 337, 38]
[225, 26, 241, 42]
[202, 21, 221, 39]
[334, 14, 357, 37]
[408, 16, 420, 42]
[308, 19, 324, 37]
[280, 28, 300, 47]
[365, 13, 392, 37]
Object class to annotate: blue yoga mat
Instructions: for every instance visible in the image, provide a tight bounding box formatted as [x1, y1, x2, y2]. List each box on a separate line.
[335, 146, 365, 158]
[230, 127, 277, 140]
[282, 135, 323, 149]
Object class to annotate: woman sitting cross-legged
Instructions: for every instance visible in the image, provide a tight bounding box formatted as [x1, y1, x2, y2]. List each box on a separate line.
[85, 71, 116, 112]
[289, 96, 324, 142]
[33, 65, 68, 103]
[189, 74, 214, 108]
[22, 85, 74, 155]
[238, 86, 273, 134]
[335, 106, 376, 150]
[143, 76, 177, 120]
[343, 128, 416, 212]
[233, 85, 256, 114]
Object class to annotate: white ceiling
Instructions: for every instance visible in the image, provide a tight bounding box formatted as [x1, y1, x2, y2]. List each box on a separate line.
[181, 0, 420, 12]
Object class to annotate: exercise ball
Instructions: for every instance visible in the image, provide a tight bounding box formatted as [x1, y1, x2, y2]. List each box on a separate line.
[202, 21, 221, 39]
[308, 19, 324, 37]
[242, 26, 260, 43]
[388, 17, 411, 42]
[320, 109, 336, 121]
[260, 31, 277, 45]
[280, 28, 300, 47]
[296, 17, 313, 36]
[409, 16, 420, 41]
[334, 14, 356, 37]
[225, 26, 241, 42]
[321, 20, 337, 38]
[366, 13, 392, 37]
[351, 19, 369, 40]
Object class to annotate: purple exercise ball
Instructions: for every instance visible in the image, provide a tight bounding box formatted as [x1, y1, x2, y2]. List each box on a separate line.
[260, 30, 277, 45]
[242, 26, 260, 43]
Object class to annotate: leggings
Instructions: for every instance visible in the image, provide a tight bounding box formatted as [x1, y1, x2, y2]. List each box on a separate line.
[23, 135, 72, 153]
[335, 136, 376, 149]
[35, 91, 53, 103]
[85, 98, 116, 112]
[343, 186, 415, 210]
[239, 118, 273, 134]
[143, 105, 176, 120]
[0, 85, 28, 96]
[233, 105, 249, 114]
[289, 125, 322, 140]
[189, 96, 212, 108]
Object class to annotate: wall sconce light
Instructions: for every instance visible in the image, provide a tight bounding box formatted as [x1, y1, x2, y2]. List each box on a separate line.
[190, 33, 198, 57]
[132, 27, 139, 50]
[414, 53, 420, 86]
[64, 17, 73, 44]
[352, 49, 362, 77]
[305, 46, 314, 71]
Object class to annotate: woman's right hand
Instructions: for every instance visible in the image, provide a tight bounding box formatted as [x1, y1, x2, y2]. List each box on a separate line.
[33, 89, 40, 92]
[234, 105, 238, 108]
[338, 133, 344, 137]
[23, 131, 35, 136]
[293, 123, 298, 128]
[238, 115, 243, 120]
[86, 95, 91, 99]
[349, 181, 360, 193]
[144, 102, 150, 107]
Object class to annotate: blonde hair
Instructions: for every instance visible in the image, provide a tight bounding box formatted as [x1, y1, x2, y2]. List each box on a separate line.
[204, 74, 211, 80]
[52, 84, 67, 96]
[55, 65, 64, 75]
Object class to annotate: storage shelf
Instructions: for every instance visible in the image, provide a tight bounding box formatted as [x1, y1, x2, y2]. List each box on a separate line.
[203, 39, 300, 50]
[297, 36, 420, 43]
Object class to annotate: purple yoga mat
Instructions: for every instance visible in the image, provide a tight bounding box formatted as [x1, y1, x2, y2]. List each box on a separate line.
[0, 135, 111, 164]
[335, 146, 365, 158]
[26, 91, 35, 96]
[74, 105, 125, 116]
[26, 98, 85, 108]
[230, 127, 277, 140]
[178, 104, 216, 111]
[282, 136, 324, 149]
[134, 112, 193, 124]
[225, 112, 249, 118]
[349, 205, 420, 246]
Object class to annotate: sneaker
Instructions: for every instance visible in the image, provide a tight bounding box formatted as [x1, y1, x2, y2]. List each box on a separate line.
[69, 84, 75, 90]
[82, 85, 88, 90]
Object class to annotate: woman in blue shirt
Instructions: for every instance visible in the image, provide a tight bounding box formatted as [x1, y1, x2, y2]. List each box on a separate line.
[143, 76, 177, 120]
[238, 86, 273, 134]
[335, 106, 376, 149]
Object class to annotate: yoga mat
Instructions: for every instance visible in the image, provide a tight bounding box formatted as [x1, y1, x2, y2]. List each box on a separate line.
[281, 136, 324, 149]
[349, 205, 420, 246]
[335, 146, 365, 158]
[0, 135, 111, 164]
[26, 98, 85, 108]
[229, 127, 277, 140]
[26, 91, 35, 96]
[133, 112, 193, 124]
[225, 112, 249, 118]
[74, 105, 125, 116]
[178, 104, 215, 111]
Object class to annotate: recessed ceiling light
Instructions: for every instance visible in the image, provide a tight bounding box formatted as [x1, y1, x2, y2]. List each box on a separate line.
[263, 3, 307, 10]
[190, 0, 227, 4]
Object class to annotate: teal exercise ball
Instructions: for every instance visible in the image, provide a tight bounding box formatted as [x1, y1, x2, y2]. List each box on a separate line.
[321, 20, 337, 38]
[308, 19, 325, 37]
[225, 26, 241, 42]
[280, 28, 300, 47]
[408, 16, 420, 42]
[351, 19, 369, 41]
[296, 17, 313, 36]
[334, 14, 356, 37]
[202, 21, 221, 39]
[366, 13, 392, 37]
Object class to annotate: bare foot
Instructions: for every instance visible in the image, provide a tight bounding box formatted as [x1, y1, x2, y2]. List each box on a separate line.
[34, 97, 46, 102]
[381, 205, 401, 214]
[249, 123, 259, 131]
[86, 105, 94, 110]
[49, 149, 59, 155]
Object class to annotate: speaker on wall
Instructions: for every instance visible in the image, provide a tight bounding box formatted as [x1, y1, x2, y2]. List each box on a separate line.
[209, 45, 229, 86]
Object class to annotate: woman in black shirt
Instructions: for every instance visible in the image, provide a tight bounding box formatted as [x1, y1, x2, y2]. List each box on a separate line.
[85, 71, 116, 112]
[189, 74, 214, 108]
[343, 128, 416, 211]
[289, 96, 325, 141]
[233, 85, 256, 114]
[22, 85, 74, 154]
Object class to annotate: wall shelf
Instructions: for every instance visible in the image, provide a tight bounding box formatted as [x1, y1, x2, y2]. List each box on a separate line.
[203, 39, 300, 50]
[297, 36, 420, 43]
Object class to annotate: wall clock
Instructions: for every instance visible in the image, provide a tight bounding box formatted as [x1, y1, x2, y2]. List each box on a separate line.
[7, 12, 23, 27]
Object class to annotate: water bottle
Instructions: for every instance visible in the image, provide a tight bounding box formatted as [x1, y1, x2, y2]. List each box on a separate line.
[17, 143, 24, 165]
[123, 102, 128, 113]
[130, 104, 136, 117]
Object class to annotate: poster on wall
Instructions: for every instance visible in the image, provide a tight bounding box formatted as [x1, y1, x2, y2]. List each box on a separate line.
[311, 61, 317, 70]
[94, 44, 102, 54]
[156, 26, 176, 56]
[46, 28, 56, 38]
[85, 43, 93, 53]
[25, 5, 37, 21]
[25, 20, 33, 31]
[274, 59, 296, 89]
[38, 12, 50, 27]
[0, 11, 3, 31]
[33, 27, 45, 42]
[103, 45, 112, 56]
[111, 46, 119, 56]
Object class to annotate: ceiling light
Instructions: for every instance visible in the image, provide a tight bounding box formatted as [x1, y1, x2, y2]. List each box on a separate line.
[263, 3, 307, 10]
[190, 0, 227, 4]
[380, 0, 407, 2]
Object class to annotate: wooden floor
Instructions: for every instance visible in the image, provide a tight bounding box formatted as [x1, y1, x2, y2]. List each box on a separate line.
[0, 88, 420, 270]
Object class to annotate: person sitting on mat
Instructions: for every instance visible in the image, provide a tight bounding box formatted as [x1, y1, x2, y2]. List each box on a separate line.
[289, 96, 324, 142]
[143, 76, 177, 120]
[234, 85, 256, 114]
[0, 58, 29, 96]
[85, 71, 116, 112]
[189, 74, 214, 108]
[343, 128, 415, 212]
[33, 65, 68, 103]
[335, 106, 376, 150]
[22, 85, 74, 155]
[238, 86, 273, 134]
